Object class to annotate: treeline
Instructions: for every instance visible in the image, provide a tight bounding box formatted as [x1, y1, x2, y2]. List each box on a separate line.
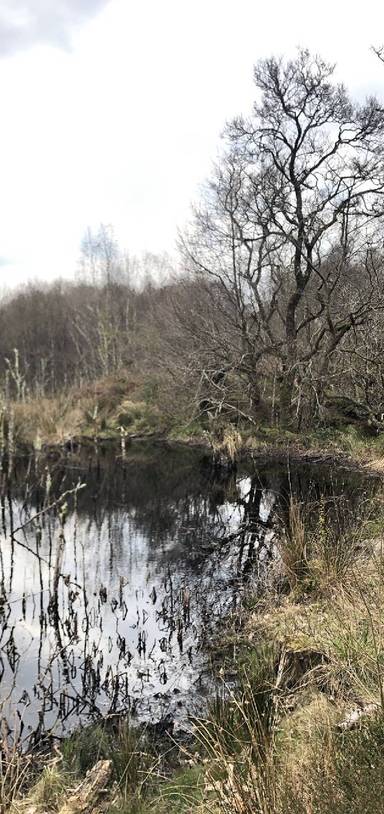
[0, 235, 178, 401]
[0, 277, 154, 396]
[3, 50, 384, 433]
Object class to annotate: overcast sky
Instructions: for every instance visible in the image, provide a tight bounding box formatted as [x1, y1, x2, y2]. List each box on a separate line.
[1, 0, 384, 286]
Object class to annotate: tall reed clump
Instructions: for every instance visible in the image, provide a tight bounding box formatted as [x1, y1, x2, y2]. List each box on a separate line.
[209, 424, 243, 468]
[194, 643, 280, 814]
[276, 491, 377, 597]
[277, 497, 308, 592]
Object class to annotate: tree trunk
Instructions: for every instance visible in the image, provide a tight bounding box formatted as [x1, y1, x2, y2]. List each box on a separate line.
[279, 367, 295, 428]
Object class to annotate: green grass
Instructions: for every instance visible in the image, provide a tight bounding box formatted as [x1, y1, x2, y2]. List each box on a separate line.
[60, 718, 160, 801]
[280, 712, 384, 814]
[109, 765, 205, 814]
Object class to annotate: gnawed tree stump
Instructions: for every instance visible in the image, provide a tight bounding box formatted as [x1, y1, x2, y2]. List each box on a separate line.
[58, 759, 112, 814]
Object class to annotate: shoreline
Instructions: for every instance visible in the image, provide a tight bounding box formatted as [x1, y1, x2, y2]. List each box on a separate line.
[3, 428, 384, 813]
[7, 491, 384, 814]
[13, 428, 384, 476]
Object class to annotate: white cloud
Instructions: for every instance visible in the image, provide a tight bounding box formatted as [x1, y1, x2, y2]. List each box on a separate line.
[0, 0, 384, 287]
[0, 0, 111, 55]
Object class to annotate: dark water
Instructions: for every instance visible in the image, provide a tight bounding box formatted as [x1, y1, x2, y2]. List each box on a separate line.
[0, 442, 377, 749]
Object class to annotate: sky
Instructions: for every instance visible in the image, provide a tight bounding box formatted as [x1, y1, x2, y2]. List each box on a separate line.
[1, 0, 384, 287]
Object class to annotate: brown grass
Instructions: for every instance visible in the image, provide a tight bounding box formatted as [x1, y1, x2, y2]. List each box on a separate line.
[6, 372, 164, 448]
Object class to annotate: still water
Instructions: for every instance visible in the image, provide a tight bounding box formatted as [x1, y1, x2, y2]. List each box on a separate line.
[0, 442, 376, 748]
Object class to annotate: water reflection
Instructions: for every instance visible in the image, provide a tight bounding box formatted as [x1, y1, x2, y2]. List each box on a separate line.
[0, 443, 377, 749]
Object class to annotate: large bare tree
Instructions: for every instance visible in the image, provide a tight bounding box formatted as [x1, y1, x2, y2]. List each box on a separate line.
[182, 50, 384, 426]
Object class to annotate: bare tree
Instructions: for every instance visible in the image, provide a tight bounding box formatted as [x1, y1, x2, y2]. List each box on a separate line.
[79, 224, 121, 287]
[182, 50, 384, 426]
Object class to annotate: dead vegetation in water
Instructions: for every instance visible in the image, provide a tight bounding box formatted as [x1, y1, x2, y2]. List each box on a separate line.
[4, 462, 384, 814]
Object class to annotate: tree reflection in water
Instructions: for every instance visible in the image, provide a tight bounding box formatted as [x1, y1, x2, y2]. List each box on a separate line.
[0, 442, 377, 750]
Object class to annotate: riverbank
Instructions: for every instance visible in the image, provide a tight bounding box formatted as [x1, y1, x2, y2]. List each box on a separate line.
[4, 373, 384, 475]
[4, 470, 384, 814]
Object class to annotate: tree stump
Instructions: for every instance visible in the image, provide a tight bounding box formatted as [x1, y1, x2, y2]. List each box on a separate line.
[58, 760, 112, 814]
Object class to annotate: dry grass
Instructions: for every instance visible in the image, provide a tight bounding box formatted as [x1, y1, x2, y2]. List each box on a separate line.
[210, 425, 242, 465]
[0, 745, 34, 814]
[12, 396, 85, 446]
[189, 491, 384, 814]
[245, 532, 384, 706]
[366, 456, 384, 473]
[275, 493, 377, 598]
[276, 497, 308, 591]
[4, 373, 165, 449]
[192, 554, 384, 814]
